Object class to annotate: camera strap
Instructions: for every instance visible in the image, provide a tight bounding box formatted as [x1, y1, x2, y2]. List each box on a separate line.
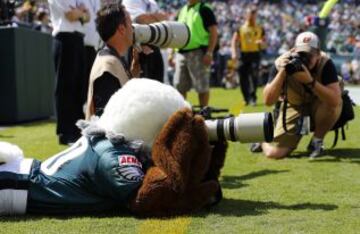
[282, 75, 304, 136]
[282, 76, 290, 133]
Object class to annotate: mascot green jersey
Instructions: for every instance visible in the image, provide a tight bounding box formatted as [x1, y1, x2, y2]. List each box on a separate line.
[0, 132, 149, 215]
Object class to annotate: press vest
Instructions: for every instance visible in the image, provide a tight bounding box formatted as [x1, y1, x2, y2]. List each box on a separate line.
[177, 2, 210, 51]
[238, 22, 263, 53]
[276, 51, 330, 106]
[86, 51, 130, 119]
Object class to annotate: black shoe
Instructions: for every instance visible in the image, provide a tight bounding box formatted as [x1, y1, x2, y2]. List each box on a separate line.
[307, 138, 324, 159]
[248, 99, 257, 106]
[250, 142, 263, 153]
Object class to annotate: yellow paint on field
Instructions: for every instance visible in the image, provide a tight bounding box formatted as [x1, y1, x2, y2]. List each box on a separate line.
[138, 217, 192, 234]
[229, 101, 245, 116]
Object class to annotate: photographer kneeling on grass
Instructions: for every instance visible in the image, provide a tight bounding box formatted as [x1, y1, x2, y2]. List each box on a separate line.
[251, 32, 342, 159]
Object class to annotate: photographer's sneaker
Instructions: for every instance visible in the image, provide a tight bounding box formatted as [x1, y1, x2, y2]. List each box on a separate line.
[308, 139, 324, 159]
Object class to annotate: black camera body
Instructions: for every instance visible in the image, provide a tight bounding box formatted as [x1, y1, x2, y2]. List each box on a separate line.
[285, 52, 310, 75]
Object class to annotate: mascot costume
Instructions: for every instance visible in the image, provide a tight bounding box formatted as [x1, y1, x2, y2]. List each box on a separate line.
[0, 79, 227, 216]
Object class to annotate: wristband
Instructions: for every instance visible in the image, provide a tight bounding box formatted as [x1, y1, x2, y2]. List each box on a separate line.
[206, 51, 213, 57]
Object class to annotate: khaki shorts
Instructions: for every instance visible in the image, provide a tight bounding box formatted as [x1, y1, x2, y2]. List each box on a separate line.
[273, 101, 319, 149]
[174, 49, 210, 93]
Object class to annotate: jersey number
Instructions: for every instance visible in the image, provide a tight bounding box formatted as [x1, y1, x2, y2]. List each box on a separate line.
[40, 137, 89, 175]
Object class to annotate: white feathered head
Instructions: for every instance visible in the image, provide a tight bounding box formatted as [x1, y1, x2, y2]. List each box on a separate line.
[97, 78, 190, 148]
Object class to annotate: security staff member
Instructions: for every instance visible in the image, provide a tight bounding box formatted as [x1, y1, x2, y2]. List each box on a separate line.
[231, 6, 266, 106]
[173, 0, 218, 108]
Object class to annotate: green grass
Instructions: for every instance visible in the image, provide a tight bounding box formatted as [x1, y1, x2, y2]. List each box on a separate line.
[0, 88, 359, 234]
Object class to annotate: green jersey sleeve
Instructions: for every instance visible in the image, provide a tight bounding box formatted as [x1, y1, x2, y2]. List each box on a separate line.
[95, 150, 144, 203]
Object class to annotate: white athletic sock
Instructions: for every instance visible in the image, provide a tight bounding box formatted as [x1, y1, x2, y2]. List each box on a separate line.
[312, 137, 323, 143]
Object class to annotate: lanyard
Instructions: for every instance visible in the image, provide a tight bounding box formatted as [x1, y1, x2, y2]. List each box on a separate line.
[104, 46, 132, 79]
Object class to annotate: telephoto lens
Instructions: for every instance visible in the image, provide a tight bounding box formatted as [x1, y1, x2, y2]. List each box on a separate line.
[133, 21, 190, 49]
[205, 112, 274, 143]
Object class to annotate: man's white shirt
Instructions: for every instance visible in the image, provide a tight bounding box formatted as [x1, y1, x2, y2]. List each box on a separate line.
[48, 0, 87, 36]
[83, 0, 101, 48]
[122, 0, 160, 21]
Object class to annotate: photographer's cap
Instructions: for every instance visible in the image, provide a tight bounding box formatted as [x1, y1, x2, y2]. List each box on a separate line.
[294, 31, 320, 53]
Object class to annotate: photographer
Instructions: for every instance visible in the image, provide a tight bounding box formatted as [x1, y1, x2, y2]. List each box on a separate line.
[252, 32, 342, 159]
[85, 2, 140, 119]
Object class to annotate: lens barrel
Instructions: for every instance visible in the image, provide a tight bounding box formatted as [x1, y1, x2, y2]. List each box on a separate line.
[133, 21, 190, 49]
[205, 112, 274, 143]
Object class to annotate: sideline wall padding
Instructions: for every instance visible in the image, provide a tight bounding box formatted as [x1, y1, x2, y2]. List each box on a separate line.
[0, 27, 54, 124]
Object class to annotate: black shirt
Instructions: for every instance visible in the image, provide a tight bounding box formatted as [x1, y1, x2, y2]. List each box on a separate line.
[92, 46, 132, 116]
[93, 72, 121, 116]
[267, 59, 338, 85]
[176, 3, 217, 31]
[198, 4, 217, 30]
[177, 3, 217, 53]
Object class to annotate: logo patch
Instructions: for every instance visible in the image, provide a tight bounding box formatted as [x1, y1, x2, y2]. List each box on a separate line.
[118, 155, 142, 168]
[303, 36, 311, 43]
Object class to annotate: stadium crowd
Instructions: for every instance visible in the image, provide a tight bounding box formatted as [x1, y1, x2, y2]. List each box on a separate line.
[159, 0, 360, 84]
[154, 0, 360, 56]
[1, 0, 360, 82]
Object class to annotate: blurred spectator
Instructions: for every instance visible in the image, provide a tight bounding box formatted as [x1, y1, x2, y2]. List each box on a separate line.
[83, 0, 101, 109]
[351, 59, 360, 83]
[123, 0, 168, 82]
[2, 0, 360, 57]
[341, 59, 352, 82]
[48, 0, 90, 145]
[14, 0, 36, 24]
[231, 6, 266, 106]
[33, 8, 52, 33]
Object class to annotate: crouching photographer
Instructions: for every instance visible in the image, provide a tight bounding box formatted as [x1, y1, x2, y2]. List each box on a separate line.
[251, 32, 342, 159]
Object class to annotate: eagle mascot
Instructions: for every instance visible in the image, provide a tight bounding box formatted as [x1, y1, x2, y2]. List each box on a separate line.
[0, 79, 227, 217]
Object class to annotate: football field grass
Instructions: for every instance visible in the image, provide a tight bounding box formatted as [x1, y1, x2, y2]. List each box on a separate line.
[0, 88, 359, 234]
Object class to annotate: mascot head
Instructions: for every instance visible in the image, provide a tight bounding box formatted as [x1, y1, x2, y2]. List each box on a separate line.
[97, 78, 190, 148]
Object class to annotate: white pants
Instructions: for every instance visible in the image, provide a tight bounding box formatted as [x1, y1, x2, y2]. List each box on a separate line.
[0, 158, 33, 215]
